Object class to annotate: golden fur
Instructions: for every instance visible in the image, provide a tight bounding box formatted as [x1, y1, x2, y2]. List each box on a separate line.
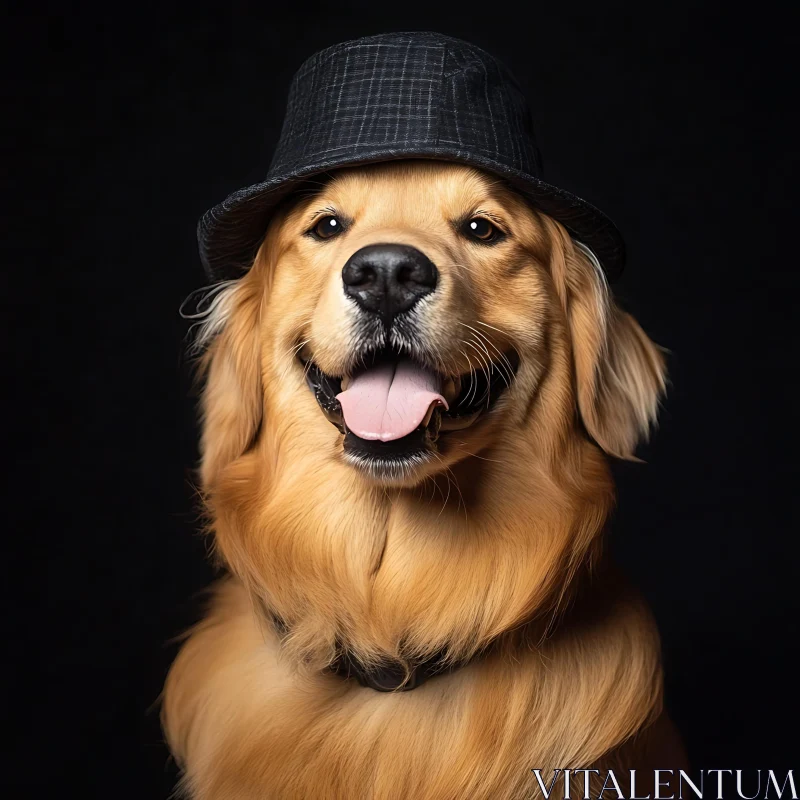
[163, 162, 685, 798]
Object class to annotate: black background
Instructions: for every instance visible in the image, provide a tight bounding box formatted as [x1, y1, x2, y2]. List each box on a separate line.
[6, 2, 799, 797]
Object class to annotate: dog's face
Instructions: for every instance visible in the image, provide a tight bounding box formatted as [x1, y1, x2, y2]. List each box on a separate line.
[272, 162, 551, 485]
[199, 161, 665, 490]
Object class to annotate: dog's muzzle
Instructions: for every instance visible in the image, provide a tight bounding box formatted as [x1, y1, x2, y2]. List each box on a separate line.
[299, 244, 519, 478]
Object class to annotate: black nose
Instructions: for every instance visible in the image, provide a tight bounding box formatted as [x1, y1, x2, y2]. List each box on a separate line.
[342, 244, 438, 325]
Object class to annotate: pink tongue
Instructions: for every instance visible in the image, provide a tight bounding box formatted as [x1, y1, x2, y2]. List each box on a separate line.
[336, 360, 448, 442]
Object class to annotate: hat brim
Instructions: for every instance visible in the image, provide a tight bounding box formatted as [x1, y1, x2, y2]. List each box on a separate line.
[198, 147, 625, 282]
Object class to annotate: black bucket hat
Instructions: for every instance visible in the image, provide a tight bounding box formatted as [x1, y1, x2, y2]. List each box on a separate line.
[198, 31, 625, 282]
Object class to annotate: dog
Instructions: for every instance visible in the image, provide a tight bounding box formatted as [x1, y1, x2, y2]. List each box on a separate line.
[163, 160, 686, 798]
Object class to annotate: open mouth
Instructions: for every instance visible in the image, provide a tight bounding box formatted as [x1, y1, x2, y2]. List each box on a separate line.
[301, 344, 519, 477]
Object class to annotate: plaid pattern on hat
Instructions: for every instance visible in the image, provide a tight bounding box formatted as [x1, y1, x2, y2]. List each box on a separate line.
[198, 32, 625, 281]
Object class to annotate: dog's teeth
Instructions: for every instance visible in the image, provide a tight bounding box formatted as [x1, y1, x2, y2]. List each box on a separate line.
[421, 400, 444, 428]
[341, 376, 350, 391]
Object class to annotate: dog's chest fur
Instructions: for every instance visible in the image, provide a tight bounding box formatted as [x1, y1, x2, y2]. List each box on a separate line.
[163, 576, 662, 800]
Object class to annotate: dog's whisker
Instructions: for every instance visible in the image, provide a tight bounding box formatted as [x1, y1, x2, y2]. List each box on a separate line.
[277, 339, 311, 383]
[437, 261, 478, 275]
[460, 323, 503, 376]
[458, 346, 479, 407]
[460, 323, 515, 387]
[430, 452, 466, 521]
[470, 328, 515, 387]
[422, 472, 445, 514]
[463, 338, 493, 407]
[437, 468, 452, 519]
[475, 319, 512, 338]
[450, 440, 506, 464]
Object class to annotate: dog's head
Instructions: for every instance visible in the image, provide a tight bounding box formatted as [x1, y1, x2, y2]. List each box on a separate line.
[195, 161, 665, 491]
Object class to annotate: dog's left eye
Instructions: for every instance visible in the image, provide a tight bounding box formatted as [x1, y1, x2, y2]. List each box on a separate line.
[462, 217, 502, 243]
[310, 215, 345, 241]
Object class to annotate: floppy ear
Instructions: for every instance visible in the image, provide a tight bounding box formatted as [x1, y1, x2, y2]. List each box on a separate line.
[547, 220, 667, 459]
[192, 275, 264, 490]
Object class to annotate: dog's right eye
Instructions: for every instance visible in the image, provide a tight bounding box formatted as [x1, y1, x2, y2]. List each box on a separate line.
[309, 215, 345, 241]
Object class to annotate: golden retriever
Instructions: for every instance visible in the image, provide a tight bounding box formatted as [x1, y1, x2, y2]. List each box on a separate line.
[163, 160, 686, 798]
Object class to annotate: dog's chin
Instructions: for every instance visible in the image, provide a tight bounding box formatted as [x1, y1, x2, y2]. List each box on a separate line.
[342, 426, 439, 486]
[300, 343, 519, 486]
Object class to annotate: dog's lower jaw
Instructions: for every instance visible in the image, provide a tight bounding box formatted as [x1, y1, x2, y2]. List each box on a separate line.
[162, 575, 669, 800]
[341, 447, 436, 486]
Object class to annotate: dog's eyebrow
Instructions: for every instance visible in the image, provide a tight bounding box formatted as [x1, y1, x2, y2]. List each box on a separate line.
[309, 205, 338, 221]
[468, 208, 510, 234]
[473, 209, 506, 225]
